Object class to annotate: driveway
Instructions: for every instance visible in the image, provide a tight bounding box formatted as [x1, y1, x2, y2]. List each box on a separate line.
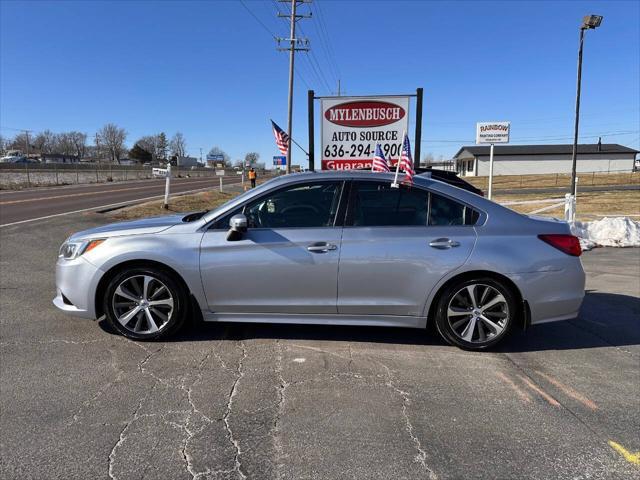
[1, 214, 638, 479]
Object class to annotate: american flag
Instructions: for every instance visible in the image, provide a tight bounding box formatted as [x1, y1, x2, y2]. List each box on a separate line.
[399, 134, 415, 184]
[371, 143, 390, 172]
[271, 120, 289, 156]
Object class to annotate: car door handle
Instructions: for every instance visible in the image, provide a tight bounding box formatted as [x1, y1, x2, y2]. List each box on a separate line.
[307, 242, 338, 253]
[429, 238, 460, 249]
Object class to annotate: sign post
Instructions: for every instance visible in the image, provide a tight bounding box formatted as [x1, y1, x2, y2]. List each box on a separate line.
[476, 122, 510, 199]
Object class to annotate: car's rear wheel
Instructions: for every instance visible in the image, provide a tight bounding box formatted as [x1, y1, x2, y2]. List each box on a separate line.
[434, 277, 516, 350]
[103, 267, 187, 340]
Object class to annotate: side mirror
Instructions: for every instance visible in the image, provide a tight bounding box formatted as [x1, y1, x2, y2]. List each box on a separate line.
[226, 213, 247, 241]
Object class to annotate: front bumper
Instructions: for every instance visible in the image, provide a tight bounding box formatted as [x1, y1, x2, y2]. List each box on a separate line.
[53, 256, 103, 319]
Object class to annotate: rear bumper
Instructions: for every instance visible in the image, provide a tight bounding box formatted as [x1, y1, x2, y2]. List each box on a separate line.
[508, 262, 586, 325]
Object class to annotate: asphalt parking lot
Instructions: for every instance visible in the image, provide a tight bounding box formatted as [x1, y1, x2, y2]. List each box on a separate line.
[1, 214, 638, 480]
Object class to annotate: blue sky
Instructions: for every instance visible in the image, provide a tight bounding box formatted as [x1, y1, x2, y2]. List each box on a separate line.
[1, 0, 638, 167]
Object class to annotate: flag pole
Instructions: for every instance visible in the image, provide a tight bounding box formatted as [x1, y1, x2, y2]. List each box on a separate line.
[391, 131, 405, 188]
[371, 143, 377, 172]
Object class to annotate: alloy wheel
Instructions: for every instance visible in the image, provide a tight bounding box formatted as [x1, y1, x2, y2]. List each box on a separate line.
[446, 283, 509, 344]
[112, 275, 174, 335]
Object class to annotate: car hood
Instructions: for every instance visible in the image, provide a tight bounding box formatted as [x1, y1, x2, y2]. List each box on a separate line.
[69, 214, 185, 240]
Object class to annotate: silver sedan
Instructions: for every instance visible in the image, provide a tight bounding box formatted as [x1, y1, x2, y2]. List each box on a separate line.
[53, 171, 585, 350]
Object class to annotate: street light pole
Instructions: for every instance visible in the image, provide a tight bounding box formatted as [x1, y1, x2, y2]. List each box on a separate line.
[570, 15, 603, 196]
[570, 27, 585, 197]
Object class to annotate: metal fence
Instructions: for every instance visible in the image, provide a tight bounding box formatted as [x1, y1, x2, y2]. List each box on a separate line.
[466, 169, 638, 191]
[0, 163, 227, 189]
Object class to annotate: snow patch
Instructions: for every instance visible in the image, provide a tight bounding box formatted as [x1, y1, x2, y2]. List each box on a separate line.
[570, 216, 640, 250]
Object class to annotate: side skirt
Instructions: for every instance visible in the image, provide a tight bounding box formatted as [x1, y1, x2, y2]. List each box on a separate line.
[201, 312, 427, 329]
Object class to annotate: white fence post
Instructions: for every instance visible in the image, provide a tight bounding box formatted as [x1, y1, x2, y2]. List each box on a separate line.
[219, 176, 223, 193]
[162, 164, 172, 209]
[564, 193, 576, 223]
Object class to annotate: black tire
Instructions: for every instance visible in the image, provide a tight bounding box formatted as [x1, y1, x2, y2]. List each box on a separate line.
[103, 266, 188, 341]
[434, 277, 517, 350]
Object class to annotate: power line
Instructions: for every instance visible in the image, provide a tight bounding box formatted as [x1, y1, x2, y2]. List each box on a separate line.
[275, 0, 312, 173]
[305, 51, 332, 93]
[239, 0, 315, 95]
[239, 0, 277, 39]
[422, 130, 639, 144]
[312, 0, 341, 81]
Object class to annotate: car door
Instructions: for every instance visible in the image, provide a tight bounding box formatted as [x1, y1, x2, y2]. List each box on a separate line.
[337, 180, 478, 317]
[199, 180, 345, 314]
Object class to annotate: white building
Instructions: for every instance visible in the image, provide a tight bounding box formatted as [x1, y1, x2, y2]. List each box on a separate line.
[453, 143, 638, 177]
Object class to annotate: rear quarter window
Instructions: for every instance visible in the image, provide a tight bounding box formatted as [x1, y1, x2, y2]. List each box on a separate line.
[429, 192, 479, 226]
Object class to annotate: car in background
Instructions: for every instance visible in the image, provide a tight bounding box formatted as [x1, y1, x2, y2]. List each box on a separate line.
[54, 170, 584, 350]
[357, 166, 484, 196]
[416, 167, 484, 196]
[0, 150, 27, 163]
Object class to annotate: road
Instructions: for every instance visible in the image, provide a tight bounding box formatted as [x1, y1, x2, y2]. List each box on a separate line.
[0, 213, 638, 479]
[0, 176, 244, 226]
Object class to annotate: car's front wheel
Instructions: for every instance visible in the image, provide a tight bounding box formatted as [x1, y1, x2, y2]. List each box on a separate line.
[434, 277, 516, 350]
[103, 267, 187, 340]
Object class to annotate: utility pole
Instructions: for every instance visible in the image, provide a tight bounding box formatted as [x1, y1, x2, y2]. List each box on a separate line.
[23, 130, 31, 159]
[337, 79, 341, 96]
[277, 0, 311, 174]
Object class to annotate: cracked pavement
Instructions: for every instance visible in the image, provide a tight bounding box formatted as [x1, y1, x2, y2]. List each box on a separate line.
[1, 214, 639, 479]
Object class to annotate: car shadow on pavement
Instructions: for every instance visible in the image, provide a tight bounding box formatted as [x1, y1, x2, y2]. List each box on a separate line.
[497, 291, 640, 353]
[98, 291, 639, 352]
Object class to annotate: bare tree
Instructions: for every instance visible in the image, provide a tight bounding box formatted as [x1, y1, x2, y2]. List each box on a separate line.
[208, 146, 231, 166]
[169, 132, 187, 158]
[53, 133, 76, 156]
[97, 123, 127, 163]
[9, 133, 28, 152]
[244, 152, 260, 167]
[32, 130, 56, 155]
[68, 131, 87, 159]
[0, 135, 7, 155]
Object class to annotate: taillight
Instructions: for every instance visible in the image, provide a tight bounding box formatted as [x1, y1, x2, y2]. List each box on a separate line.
[538, 234, 582, 257]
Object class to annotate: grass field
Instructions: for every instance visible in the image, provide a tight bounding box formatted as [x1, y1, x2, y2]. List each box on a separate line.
[110, 190, 235, 220]
[466, 171, 638, 191]
[494, 189, 640, 221]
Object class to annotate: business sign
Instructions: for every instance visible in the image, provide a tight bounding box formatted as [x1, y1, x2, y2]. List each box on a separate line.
[273, 155, 286, 166]
[321, 96, 410, 170]
[476, 122, 510, 144]
[207, 154, 225, 161]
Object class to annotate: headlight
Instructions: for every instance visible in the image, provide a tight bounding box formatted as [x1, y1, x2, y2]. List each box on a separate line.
[59, 239, 105, 260]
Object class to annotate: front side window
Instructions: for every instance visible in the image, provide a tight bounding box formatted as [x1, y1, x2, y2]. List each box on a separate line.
[214, 181, 343, 229]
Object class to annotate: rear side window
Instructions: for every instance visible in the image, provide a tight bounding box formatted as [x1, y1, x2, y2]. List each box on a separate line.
[349, 182, 429, 226]
[429, 192, 479, 226]
[348, 181, 479, 227]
